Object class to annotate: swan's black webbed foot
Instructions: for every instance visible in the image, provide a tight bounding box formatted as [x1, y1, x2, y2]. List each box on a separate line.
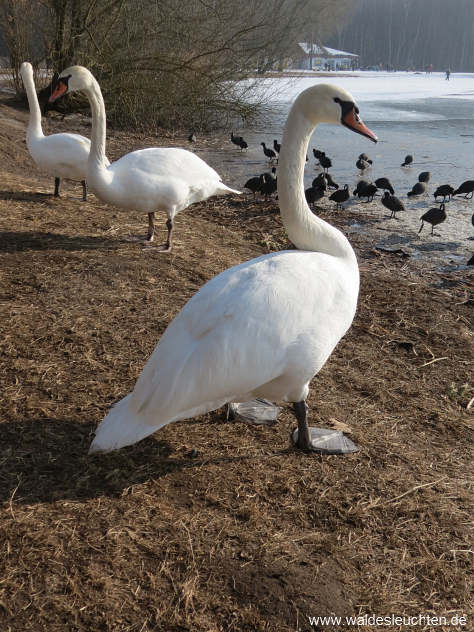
[143, 218, 173, 252]
[225, 403, 236, 421]
[291, 401, 359, 454]
[145, 242, 172, 253]
[226, 399, 280, 425]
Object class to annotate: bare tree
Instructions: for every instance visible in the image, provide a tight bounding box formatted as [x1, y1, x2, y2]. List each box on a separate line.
[1, 0, 362, 129]
[0, 0, 47, 90]
[328, 0, 474, 71]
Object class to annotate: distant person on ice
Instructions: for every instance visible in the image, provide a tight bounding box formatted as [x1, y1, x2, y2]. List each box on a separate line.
[445, 68, 451, 80]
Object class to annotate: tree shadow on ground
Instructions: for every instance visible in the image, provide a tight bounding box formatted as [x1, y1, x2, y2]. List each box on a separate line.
[0, 230, 117, 252]
[0, 190, 55, 202]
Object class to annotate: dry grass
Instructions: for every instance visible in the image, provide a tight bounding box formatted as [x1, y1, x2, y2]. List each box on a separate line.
[0, 100, 473, 632]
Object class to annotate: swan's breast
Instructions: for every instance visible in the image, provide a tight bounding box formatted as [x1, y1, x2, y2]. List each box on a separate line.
[27, 133, 90, 179]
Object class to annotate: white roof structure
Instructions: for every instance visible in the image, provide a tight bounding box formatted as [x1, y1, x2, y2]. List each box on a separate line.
[298, 43, 358, 58]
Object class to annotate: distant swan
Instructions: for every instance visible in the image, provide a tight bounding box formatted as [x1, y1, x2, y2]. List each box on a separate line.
[88, 83, 377, 454]
[50, 66, 239, 250]
[20, 61, 105, 200]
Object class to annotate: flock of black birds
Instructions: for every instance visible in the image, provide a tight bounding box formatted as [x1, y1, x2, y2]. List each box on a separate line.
[237, 135, 474, 259]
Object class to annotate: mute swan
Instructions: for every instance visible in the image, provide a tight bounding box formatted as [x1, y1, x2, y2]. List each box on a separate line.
[87, 83, 377, 454]
[49, 66, 239, 250]
[20, 62, 103, 201]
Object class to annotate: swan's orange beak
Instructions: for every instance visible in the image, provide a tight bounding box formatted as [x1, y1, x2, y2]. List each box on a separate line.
[49, 80, 68, 103]
[343, 110, 378, 143]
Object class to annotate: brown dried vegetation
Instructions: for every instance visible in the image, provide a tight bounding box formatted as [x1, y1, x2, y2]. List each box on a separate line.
[0, 101, 472, 631]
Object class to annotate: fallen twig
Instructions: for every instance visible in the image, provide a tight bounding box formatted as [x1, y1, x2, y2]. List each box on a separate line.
[367, 477, 447, 510]
[418, 356, 448, 368]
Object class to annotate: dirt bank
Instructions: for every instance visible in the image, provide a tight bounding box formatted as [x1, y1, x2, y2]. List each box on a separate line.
[0, 100, 472, 631]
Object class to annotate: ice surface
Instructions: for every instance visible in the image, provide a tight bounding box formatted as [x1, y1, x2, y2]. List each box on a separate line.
[250, 71, 474, 111]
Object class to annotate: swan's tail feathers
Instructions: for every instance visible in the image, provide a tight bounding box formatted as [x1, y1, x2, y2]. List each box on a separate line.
[89, 394, 158, 454]
[218, 184, 241, 195]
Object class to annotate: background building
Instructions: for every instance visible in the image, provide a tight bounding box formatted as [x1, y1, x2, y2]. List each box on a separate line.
[295, 43, 359, 71]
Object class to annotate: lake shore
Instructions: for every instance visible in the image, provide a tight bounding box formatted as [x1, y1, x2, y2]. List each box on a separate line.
[0, 96, 472, 632]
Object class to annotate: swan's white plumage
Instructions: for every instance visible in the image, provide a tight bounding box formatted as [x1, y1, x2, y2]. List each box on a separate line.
[20, 62, 107, 183]
[88, 146, 238, 217]
[88, 82, 375, 454]
[51, 66, 239, 228]
[93, 250, 358, 452]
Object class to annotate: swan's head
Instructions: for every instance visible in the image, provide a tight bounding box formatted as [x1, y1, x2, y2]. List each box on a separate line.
[295, 83, 377, 143]
[20, 62, 33, 80]
[49, 66, 94, 102]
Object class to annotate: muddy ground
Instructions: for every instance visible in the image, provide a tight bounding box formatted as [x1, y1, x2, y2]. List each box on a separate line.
[0, 99, 472, 632]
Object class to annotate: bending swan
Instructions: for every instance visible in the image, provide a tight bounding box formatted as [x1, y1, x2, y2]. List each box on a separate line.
[20, 61, 104, 200]
[49, 66, 240, 250]
[89, 84, 377, 454]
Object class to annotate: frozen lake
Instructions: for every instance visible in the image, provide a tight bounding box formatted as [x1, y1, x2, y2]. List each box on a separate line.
[212, 71, 474, 269]
[247, 71, 474, 191]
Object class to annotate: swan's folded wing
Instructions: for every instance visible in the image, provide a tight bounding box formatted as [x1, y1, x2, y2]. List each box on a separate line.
[128, 250, 356, 428]
[53, 132, 91, 153]
[129, 255, 294, 423]
[118, 147, 222, 182]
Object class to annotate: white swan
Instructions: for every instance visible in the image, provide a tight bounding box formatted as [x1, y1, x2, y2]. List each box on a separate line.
[88, 83, 377, 454]
[20, 61, 103, 200]
[49, 66, 240, 250]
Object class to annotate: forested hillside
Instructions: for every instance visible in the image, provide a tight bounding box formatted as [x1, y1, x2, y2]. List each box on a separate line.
[327, 0, 474, 71]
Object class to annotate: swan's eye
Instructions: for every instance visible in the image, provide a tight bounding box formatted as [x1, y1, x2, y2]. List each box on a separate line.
[49, 74, 71, 102]
[337, 99, 356, 119]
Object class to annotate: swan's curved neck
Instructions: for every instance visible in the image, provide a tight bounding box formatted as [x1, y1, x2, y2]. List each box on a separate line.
[277, 106, 355, 262]
[23, 70, 43, 140]
[83, 78, 108, 172]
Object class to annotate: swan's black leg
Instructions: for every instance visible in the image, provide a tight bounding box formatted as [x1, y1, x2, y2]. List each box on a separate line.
[81, 180, 87, 201]
[147, 212, 155, 241]
[164, 218, 173, 251]
[54, 177, 60, 197]
[293, 401, 312, 451]
[226, 403, 236, 421]
[151, 218, 173, 252]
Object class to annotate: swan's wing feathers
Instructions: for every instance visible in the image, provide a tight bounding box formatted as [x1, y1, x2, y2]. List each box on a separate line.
[115, 147, 222, 182]
[48, 132, 91, 155]
[129, 255, 294, 421]
[129, 251, 357, 427]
